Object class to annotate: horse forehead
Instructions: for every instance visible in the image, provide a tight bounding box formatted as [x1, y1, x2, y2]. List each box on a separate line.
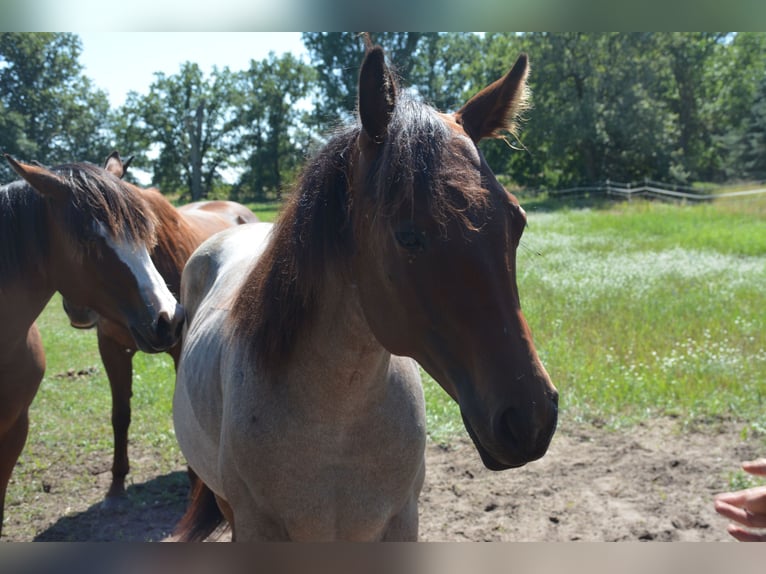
[438, 112, 481, 165]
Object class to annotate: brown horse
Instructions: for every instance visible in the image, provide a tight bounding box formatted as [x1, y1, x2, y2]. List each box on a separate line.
[61, 152, 259, 503]
[0, 154, 184, 537]
[173, 45, 558, 541]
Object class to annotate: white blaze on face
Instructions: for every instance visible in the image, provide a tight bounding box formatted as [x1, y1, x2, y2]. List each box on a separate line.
[96, 223, 178, 323]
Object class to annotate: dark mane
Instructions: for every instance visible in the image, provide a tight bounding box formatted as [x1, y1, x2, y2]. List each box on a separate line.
[232, 91, 488, 374]
[231, 127, 357, 374]
[0, 180, 49, 286]
[53, 162, 157, 248]
[0, 162, 157, 288]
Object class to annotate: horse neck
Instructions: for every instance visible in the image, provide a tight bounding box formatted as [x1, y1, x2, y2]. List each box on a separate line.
[147, 193, 201, 288]
[281, 272, 392, 417]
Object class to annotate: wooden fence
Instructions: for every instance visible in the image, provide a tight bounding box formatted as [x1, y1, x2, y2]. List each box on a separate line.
[548, 179, 766, 202]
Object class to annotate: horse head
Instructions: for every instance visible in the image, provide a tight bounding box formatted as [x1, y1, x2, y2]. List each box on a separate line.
[5, 155, 184, 352]
[349, 47, 558, 470]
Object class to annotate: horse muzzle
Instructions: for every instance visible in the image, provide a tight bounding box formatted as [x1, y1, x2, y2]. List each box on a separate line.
[460, 391, 558, 470]
[130, 303, 185, 353]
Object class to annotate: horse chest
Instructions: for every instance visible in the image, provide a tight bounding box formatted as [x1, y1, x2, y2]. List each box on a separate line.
[220, 367, 426, 540]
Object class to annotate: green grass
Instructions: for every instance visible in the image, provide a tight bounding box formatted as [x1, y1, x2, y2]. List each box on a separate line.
[506, 195, 766, 432]
[247, 201, 282, 223]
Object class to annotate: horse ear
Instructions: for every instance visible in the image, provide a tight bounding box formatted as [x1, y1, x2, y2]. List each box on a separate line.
[4, 154, 70, 200]
[358, 46, 397, 145]
[104, 150, 127, 178]
[455, 53, 530, 143]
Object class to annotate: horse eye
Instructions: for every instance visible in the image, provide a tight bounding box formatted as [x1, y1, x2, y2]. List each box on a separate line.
[395, 226, 427, 253]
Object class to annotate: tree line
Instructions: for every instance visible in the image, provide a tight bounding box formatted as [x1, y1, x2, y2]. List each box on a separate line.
[1, 32, 765, 201]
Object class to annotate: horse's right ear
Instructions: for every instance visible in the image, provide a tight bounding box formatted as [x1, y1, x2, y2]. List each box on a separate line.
[455, 53, 530, 144]
[4, 154, 70, 200]
[358, 46, 397, 146]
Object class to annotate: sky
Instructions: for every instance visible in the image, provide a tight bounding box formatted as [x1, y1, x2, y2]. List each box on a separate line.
[78, 32, 307, 108]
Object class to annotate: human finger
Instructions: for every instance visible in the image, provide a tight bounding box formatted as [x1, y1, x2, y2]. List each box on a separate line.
[714, 497, 766, 528]
[727, 524, 766, 542]
[716, 485, 766, 513]
[714, 489, 748, 506]
[742, 458, 766, 477]
[715, 498, 750, 524]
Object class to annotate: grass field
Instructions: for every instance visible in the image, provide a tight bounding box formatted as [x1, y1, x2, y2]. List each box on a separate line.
[424, 193, 766, 439]
[12, 194, 766, 515]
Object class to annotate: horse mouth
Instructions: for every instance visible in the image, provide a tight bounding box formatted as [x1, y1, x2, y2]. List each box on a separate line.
[62, 301, 99, 329]
[69, 319, 97, 330]
[128, 304, 184, 353]
[129, 325, 175, 353]
[460, 413, 526, 471]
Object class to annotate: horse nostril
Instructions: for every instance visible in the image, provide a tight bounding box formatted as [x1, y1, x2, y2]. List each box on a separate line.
[499, 407, 523, 447]
[156, 304, 184, 342]
[498, 400, 557, 461]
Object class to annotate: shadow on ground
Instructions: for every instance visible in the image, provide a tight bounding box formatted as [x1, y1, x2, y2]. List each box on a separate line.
[33, 471, 189, 542]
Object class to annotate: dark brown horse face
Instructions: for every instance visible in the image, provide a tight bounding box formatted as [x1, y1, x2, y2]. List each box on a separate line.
[7, 157, 184, 352]
[351, 48, 557, 470]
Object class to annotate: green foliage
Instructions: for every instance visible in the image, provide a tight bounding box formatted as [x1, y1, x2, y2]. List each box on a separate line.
[0, 33, 112, 180]
[4, 32, 766, 200]
[302, 32, 426, 132]
[113, 62, 239, 201]
[231, 53, 315, 202]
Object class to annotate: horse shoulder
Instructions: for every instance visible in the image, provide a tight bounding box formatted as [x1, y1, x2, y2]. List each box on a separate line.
[180, 223, 272, 324]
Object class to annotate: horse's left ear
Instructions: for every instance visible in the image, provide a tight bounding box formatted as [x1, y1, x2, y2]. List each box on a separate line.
[104, 150, 134, 179]
[358, 46, 397, 146]
[4, 154, 70, 200]
[455, 53, 530, 144]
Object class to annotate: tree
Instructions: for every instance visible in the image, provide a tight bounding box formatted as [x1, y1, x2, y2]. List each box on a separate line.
[0, 33, 111, 181]
[114, 63, 238, 200]
[655, 32, 726, 182]
[408, 33, 483, 112]
[732, 74, 766, 180]
[232, 52, 315, 201]
[716, 33, 766, 180]
[302, 32, 424, 133]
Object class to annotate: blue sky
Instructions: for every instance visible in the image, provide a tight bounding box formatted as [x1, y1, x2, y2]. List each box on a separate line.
[78, 32, 306, 108]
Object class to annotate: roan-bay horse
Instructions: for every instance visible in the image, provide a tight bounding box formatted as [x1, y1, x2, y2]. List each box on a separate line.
[0, 154, 184, 537]
[173, 45, 558, 541]
[61, 152, 259, 504]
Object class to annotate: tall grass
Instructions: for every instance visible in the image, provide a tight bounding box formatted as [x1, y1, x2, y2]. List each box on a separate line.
[505, 196, 764, 431]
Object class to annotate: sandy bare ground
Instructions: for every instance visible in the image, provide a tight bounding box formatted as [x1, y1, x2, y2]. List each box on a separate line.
[2, 417, 762, 542]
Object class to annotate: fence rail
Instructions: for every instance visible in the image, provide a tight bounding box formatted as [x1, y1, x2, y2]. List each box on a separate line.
[548, 179, 766, 202]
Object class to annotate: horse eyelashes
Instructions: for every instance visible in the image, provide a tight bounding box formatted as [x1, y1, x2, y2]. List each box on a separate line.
[395, 227, 428, 253]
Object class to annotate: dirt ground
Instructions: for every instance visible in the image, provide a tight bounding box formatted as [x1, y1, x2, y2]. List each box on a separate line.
[2, 417, 762, 542]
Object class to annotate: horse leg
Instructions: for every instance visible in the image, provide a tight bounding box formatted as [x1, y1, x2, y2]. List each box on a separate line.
[97, 330, 135, 502]
[0, 325, 45, 538]
[381, 461, 424, 541]
[0, 409, 31, 539]
[381, 494, 419, 541]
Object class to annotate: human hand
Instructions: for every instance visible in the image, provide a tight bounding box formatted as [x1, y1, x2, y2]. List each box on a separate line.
[714, 459, 766, 542]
